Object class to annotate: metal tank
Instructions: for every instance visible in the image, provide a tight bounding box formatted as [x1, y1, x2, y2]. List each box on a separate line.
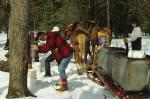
[97, 47, 125, 76]
[97, 47, 150, 91]
[30, 40, 38, 60]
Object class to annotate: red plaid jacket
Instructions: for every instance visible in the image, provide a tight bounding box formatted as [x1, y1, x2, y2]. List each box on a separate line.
[38, 31, 73, 62]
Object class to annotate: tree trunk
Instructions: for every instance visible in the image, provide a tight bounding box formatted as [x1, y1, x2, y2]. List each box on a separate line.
[107, 0, 110, 28]
[7, 0, 35, 98]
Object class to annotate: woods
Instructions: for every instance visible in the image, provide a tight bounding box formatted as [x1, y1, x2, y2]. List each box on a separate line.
[0, 0, 150, 34]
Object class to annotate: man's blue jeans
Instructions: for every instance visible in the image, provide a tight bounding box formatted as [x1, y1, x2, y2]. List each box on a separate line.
[58, 53, 73, 80]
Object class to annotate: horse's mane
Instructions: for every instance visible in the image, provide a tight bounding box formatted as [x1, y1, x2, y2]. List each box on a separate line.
[103, 27, 111, 34]
[66, 22, 89, 37]
[71, 21, 80, 32]
[74, 26, 89, 36]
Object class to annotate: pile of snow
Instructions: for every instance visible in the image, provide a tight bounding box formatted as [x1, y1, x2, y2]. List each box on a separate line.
[142, 36, 150, 55]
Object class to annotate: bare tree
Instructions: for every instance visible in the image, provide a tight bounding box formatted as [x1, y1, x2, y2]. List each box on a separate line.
[107, 0, 110, 28]
[7, 0, 35, 98]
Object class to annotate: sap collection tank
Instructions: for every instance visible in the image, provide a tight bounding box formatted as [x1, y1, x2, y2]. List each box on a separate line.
[97, 47, 150, 91]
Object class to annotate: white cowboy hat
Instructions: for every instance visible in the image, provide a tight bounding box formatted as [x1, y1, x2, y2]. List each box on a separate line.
[51, 26, 60, 32]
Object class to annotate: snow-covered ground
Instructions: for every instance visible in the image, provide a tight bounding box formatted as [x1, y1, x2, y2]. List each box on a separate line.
[0, 32, 115, 99]
[0, 32, 7, 61]
[0, 32, 150, 99]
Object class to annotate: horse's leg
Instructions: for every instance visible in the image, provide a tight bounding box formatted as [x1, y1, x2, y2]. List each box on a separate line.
[92, 44, 95, 58]
[84, 50, 87, 64]
[91, 39, 98, 64]
[88, 46, 92, 58]
[92, 47, 98, 70]
[83, 48, 90, 73]
[85, 44, 92, 72]
[78, 34, 86, 74]
[73, 44, 83, 75]
[75, 51, 84, 75]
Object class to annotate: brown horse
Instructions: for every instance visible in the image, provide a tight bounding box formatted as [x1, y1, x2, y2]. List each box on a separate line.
[64, 22, 90, 75]
[91, 26, 111, 71]
[88, 22, 98, 59]
[103, 27, 111, 47]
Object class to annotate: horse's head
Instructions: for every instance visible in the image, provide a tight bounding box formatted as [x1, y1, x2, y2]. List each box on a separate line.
[63, 22, 80, 39]
[63, 24, 73, 40]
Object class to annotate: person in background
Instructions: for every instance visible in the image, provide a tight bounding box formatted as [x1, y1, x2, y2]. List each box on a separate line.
[31, 26, 73, 91]
[97, 31, 106, 48]
[3, 32, 39, 66]
[27, 32, 39, 68]
[36, 31, 54, 77]
[89, 30, 106, 81]
[37, 27, 63, 77]
[124, 18, 142, 50]
[92, 31, 105, 67]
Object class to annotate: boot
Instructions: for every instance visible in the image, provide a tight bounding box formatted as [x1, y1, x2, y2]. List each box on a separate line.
[55, 79, 68, 91]
[55, 82, 68, 91]
[44, 73, 51, 77]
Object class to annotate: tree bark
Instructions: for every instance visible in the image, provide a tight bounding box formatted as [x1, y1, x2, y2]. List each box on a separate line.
[7, 0, 35, 98]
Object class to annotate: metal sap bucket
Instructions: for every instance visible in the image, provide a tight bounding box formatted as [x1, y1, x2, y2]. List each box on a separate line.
[30, 40, 38, 61]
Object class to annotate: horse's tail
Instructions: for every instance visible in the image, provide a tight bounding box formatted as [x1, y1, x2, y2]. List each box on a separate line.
[78, 34, 86, 60]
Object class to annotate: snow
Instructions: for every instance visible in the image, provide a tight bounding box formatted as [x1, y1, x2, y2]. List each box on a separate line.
[110, 36, 150, 55]
[0, 32, 8, 61]
[0, 32, 150, 99]
[0, 32, 115, 99]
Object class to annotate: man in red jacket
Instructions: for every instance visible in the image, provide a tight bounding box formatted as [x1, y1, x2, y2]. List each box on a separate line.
[31, 27, 73, 91]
